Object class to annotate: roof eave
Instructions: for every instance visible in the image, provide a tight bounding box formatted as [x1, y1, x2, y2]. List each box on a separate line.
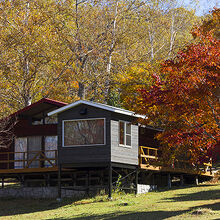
[48, 100, 147, 119]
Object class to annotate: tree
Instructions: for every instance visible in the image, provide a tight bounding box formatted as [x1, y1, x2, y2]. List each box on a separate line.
[137, 8, 220, 164]
[113, 3, 198, 109]
[0, 117, 17, 149]
[0, 0, 66, 115]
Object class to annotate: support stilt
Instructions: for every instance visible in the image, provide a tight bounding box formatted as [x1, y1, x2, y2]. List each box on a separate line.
[195, 175, 199, 185]
[1, 176, 4, 189]
[168, 173, 171, 189]
[57, 164, 62, 201]
[135, 168, 139, 195]
[180, 175, 184, 186]
[87, 170, 90, 195]
[108, 163, 112, 199]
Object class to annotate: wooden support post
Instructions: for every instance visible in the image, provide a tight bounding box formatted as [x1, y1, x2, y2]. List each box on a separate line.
[180, 175, 184, 186]
[168, 173, 171, 189]
[44, 174, 47, 187]
[21, 175, 25, 186]
[195, 175, 199, 186]
[47, 174, 50, 187]
[135, 168, 139, 195]
[71, 173, 74, 186]
[41, 112, 46, 168]
[108, 163, 112, 199]
[100, 169, 104, 187]
[41, 136, 45, 168]
[152, 173, 155, 185]
[1, 176, 4, 189]
[57, 164, 62, 201]
[87, 170, 90, 196]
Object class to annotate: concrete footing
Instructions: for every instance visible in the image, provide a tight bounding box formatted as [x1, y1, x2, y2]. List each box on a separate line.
[0, 187, 86, 199]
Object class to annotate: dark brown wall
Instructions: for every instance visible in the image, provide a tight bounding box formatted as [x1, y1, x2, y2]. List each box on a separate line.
[14, 119, 57, 137]
[139, 127, 160, 148]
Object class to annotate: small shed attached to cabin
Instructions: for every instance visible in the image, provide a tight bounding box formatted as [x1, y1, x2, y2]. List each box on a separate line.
[0, 98, 67, 169]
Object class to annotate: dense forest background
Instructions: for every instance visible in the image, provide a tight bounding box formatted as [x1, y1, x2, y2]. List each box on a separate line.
[0, 0, 202, 116]
[0, 0, 219, 163]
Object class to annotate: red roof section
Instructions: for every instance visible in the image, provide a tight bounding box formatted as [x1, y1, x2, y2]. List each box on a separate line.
[10, 98, 68, 117]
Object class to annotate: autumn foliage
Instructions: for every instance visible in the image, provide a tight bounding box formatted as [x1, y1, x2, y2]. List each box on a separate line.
[138, 9, 220, 164]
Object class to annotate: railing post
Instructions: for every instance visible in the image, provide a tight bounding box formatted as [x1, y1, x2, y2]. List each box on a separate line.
[39, 151, 41, 168]
[139, 146, 141, 166]
[23, 152, 25, 168]
[55, 150, 58, 166]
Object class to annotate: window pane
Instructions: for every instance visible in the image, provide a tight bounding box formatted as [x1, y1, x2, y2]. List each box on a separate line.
[126, 135, 131, 146]
[126, 123, 131, 135]
[119, 121, 124, 145]
[45, 116, 58, 124]
[64, 119, 104, 146]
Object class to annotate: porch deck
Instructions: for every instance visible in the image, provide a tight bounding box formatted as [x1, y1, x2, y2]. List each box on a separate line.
[0, 150, 58, 174]
[139, 146, 213, 177]
[0, 147, 214, 177]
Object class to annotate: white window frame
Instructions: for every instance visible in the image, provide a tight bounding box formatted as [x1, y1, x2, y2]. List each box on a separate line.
[62, 118, 106, 147]
[119, 121, 132, 148]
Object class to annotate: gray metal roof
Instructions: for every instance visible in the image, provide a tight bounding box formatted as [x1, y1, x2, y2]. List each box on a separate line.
[48, 100, 146, 119]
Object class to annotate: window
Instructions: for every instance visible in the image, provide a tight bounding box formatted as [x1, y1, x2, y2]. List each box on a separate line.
[119, 121, 131, 147]
[32, 116, 58, 125]
[45, 116, 58, 124]
[63, 119, 105, 147]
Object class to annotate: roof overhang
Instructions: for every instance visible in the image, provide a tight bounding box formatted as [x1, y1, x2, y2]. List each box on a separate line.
[10, 98, 67, 119]
[48, 100, 147, 119]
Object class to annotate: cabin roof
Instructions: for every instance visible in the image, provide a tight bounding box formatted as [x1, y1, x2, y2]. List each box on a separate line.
[10, 98, 67, 119]
[48, 100, 147, 119]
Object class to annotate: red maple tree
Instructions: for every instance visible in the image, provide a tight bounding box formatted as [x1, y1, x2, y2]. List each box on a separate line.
[138, 9, 220, 165]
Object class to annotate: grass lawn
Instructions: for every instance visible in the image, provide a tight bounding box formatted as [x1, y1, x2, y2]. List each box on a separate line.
[0, 183, 219, 220]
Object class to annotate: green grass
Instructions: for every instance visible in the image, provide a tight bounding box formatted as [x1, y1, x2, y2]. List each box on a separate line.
[0, 183, 219, 220]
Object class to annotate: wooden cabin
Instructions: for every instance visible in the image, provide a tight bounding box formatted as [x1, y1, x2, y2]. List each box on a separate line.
[0, 99, 213, 197]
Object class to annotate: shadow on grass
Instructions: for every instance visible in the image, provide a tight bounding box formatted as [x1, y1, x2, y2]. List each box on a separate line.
[162, 189, 220, 202]
[50, 210, 186, 220]
[194, 201, 220, 211]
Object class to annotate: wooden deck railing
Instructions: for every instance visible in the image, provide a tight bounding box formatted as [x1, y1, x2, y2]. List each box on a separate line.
[0, 150, 58, 169]
[139, 146, 212, 174]
[139, 146, 158, 165]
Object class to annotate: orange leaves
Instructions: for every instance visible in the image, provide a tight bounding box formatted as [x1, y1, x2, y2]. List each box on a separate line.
[137, 8, 220, 164]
